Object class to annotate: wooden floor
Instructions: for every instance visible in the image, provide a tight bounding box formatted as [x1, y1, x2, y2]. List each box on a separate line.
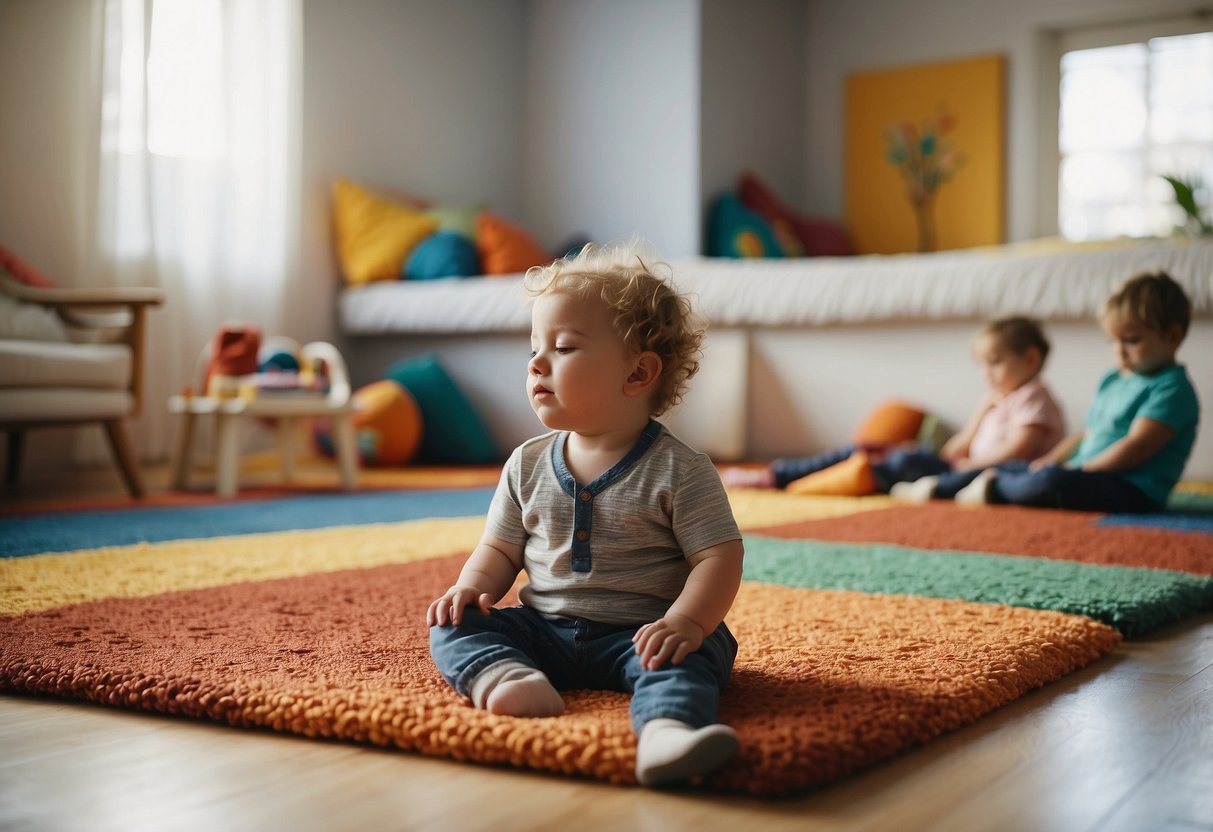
[2, 463, 1211, 832]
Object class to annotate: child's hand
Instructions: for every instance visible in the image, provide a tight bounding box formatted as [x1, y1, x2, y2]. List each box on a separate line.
[632, 613, 705, 671]
[940, 436, 968, 462]
[426, 585, 497, 627]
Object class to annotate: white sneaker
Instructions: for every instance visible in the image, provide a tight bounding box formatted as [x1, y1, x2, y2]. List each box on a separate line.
[955, 470, 995, 505]
[889, 476, 938, 503]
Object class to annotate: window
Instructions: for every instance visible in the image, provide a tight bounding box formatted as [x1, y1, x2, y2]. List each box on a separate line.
[1054, 23, 1213, 241]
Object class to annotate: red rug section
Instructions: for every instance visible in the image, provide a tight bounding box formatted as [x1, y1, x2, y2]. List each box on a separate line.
[0, 467, 504, 518]
[0, 552, 1119, 795]
[751, 503, 1213, 575]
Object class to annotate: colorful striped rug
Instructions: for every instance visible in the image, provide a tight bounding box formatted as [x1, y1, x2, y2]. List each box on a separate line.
[2, 476, 1210, 796]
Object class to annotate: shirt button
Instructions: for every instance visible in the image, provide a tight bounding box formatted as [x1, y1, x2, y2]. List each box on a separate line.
[576, 530, 589, 541]
[579, 491, 592, 502]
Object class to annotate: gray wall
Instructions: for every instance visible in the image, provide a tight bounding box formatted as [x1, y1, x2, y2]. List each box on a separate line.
[522, 0, 702, 257]
[297, 0, 528, 342]
[700, 0, 808, 215]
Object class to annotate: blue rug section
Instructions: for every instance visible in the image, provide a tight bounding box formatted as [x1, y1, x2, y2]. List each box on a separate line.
[1096, 513, 1213, 533]
[0, 487, 496, 558]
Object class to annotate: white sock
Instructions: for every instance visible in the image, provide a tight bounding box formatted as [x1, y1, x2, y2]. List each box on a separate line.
[635, 718, 739, 787]
[955, 469, 996, 505]
[889, 475, 938, 503]
[468, 660, 564, 717]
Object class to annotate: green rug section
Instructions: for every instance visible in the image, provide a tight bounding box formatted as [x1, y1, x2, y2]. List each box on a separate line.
[742, 536, 1213, 639]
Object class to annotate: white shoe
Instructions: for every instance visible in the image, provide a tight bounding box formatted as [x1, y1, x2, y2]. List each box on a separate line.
[889, 476, 938, 503]
[955, 470, 995, 505]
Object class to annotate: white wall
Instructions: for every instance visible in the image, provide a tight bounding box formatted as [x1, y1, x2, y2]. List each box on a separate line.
[700, 0, 808, 212]
[0, 0, 98, 284]
[803, 0, 1207, 242]
[522, 0, 701, 257]
[298, 0, 528, 342]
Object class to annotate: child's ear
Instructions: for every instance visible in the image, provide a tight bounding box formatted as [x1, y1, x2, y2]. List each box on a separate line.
[1164, 323, 1185, 349]
[624, 352, 662, 397]
[1025, 345, 1043, 371]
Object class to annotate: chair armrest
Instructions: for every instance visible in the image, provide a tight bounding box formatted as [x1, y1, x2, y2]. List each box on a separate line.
[0, 273, 164, 310]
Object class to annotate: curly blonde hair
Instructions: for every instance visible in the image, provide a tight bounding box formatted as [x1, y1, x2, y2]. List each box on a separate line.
[523, 242, 703, 416]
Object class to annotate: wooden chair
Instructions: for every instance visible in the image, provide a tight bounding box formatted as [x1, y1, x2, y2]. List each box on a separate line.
[0, 273, 164, 497]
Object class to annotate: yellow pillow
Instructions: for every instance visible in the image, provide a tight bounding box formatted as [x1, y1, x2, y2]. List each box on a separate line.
[332, 179, 438, 284]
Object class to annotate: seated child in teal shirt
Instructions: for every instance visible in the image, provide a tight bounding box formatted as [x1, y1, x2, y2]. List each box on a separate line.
[948, 271, 1199, 512]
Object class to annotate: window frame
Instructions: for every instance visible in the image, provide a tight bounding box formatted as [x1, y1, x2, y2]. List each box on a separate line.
[1035, 11, 1213, 239]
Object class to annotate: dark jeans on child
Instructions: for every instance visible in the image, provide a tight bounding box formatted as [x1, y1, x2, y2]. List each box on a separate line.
[980, 461, 1163, 513]
[771, 443, 951, 491]
[430, 605, 737, 733]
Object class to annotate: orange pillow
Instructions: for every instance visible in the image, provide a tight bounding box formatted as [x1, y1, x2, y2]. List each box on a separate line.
[854, 400, 926, 446]
[475, 213, 550, 275]
[786, 451, 876, 497]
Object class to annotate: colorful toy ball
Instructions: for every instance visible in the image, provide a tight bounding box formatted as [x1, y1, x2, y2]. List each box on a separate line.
[315, 380, 423, 466]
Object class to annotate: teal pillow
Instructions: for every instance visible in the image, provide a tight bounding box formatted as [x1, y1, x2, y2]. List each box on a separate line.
[384, 353, 498, 463]
[707, 194, 785, 258]
[404, 231, 481, 280]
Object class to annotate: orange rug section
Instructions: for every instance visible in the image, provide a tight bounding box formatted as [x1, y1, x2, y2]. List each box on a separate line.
[0, 553, 1119, 795]
[753, 503, 1213, 575]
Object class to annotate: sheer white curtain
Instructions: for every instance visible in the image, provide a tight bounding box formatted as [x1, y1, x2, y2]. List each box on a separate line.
[88, 0, 302, 461]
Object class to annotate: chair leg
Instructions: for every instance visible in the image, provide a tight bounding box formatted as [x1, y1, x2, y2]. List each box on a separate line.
[103, 420, 145, 498]
[5, 430, 23, 486]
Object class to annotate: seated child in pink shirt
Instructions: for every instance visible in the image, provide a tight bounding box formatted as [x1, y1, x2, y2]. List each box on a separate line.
[726, 317, 1065, 496]
[892, 317, 1067, 501]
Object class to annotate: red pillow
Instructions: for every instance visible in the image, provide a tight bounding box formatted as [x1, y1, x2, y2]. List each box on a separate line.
[0, 244, 56, 288]
[738, 172, 853, 257]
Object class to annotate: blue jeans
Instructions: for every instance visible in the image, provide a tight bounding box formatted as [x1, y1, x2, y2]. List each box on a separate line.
[981, 462, 1162, 513]
[430, 605, 737, 733]
[771, 443, 951, 491]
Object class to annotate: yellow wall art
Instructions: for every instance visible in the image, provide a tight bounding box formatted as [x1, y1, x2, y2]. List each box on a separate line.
[845, 54, 1005, 254]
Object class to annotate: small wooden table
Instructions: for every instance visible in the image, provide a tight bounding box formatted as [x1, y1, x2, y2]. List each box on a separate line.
[168, 394, 360, 499]
[168, 340, 360, 498]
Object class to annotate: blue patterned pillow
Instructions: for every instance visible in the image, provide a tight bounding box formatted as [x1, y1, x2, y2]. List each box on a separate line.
[707, 194, 785, 258]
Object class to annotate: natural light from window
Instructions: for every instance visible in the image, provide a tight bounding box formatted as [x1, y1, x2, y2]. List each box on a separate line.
[1058, 31, 1213, 241]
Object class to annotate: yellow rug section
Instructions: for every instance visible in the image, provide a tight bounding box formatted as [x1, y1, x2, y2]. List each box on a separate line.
[726, 488, 892, 529]
[0, 516, 485, 616]
[2, 488, 891, 616]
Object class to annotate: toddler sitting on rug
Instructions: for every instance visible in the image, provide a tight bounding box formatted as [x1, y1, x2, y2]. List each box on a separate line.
[915, 271, 1199, 512]
[725, 316, 1066, 498]
[427, 243, 745, 787]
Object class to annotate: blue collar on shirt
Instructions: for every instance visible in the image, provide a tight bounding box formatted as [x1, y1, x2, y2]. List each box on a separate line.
[550, 419, 664, 573]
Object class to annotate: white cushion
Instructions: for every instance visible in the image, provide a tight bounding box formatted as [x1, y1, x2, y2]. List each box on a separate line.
[0, 340, 132, 389]
[0, 388, 133, 421]
[0, 293, 69, 341]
